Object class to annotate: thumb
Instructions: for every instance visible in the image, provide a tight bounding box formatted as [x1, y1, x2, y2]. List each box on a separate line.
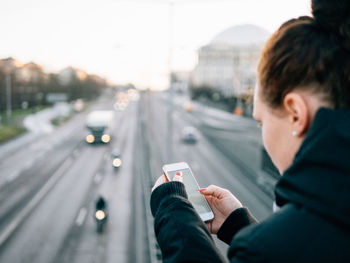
[199, 185, 224, 198]
[172, 171, 183, 182]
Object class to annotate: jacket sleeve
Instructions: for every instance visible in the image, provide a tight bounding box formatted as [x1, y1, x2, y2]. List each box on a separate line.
[217, 208, 258, 245]
[150, 182, 227, 263]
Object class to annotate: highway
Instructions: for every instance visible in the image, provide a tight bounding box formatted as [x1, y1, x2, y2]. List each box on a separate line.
[0, 90, 277, 263]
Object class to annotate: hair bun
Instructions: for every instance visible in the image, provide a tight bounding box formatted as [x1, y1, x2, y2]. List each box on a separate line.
[312, 0, 350, 49]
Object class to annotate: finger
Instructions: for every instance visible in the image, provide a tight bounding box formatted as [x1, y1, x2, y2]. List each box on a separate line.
[163, 173, 170, 182]
[172, 171, 183, 182]
[202, 195, 213, 205]
[152, 174, 168, 192]
[205, 222, 212, 233]
[157, 174, 168, 184]
[199, 185, 226, 198]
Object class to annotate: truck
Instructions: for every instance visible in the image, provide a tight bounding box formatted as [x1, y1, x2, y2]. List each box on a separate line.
[85, 110, 114, 144]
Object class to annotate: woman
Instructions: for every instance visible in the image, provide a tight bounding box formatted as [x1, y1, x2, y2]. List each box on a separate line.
[150, 0, 350, 262]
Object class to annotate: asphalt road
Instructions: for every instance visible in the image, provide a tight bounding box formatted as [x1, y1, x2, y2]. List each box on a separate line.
[0, 90, 276, 263]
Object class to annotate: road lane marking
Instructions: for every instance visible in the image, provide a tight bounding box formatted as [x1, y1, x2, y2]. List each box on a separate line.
[0, 158, 73, 247]
[5, 170, 21, 183]
[73, 149, 80, 158]
[94, 173, 102, 184]
[75, 207, 87, 226]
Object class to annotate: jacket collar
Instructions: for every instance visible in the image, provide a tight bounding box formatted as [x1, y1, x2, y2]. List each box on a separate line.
[275, 107, 350, 227]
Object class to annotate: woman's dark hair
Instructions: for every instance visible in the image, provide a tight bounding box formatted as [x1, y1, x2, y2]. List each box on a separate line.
[258, 0, 350, 109]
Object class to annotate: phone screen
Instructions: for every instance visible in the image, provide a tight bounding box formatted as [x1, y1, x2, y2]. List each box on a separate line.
[166, 168, 212, 215]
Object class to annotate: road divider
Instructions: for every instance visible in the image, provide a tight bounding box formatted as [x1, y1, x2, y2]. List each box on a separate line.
[75, 207, 87, 226]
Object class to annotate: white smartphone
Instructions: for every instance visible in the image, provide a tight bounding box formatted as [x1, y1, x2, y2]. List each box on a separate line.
[162, 162, 214, 222]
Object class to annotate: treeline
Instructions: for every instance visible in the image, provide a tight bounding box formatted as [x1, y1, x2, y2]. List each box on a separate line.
[0, 57, 106, 112]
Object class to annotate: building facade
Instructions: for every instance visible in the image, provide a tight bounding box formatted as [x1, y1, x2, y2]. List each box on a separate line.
[191, 24, 270, 97]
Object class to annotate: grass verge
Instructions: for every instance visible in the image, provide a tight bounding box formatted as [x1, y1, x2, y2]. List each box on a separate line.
[0, 126, 27, 143]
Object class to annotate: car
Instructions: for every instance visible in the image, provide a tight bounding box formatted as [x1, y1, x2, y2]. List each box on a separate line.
[183, 102, 194, 112]
[181, 126, 198, 143]
[86, 111, 114, 144]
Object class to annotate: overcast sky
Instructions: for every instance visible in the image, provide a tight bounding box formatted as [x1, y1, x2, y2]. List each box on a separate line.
[0, 0, 311, 89]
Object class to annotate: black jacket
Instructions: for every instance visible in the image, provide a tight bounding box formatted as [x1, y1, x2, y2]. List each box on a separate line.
[150, 108, 350, 263]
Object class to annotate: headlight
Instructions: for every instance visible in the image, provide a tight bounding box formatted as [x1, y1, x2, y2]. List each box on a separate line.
[95, 210, 106, 220]
[101, 134, 111, 143]
[86, 135, 95, 143]
[113, 158, 122, 167]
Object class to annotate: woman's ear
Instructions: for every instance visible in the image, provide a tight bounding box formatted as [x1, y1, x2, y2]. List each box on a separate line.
[283, 92, 310, 136]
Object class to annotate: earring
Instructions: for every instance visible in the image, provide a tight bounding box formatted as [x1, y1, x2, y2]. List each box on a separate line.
[292, 131, 298, 136]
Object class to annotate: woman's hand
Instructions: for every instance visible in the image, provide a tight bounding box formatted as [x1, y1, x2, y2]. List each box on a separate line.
[151, 172, 183, 192]
[200, 185, 243, 234]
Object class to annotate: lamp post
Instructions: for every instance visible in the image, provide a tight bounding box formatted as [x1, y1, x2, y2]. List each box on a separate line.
[2, 58, 15, 121]
[166, 1, 174, 163]
[5, 72, 12, 119]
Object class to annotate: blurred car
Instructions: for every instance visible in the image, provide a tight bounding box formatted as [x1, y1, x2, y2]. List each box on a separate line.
[181, 126, 198, 143]
[111, 148, 122, 169]
[86, 111, 114, 144]
[183, 102, 194, 112]
[73, 98, 84, 112]
[114, 102, 128, 111]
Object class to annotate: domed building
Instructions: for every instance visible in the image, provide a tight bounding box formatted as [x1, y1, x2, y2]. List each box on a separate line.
[191, 24, 270, 97]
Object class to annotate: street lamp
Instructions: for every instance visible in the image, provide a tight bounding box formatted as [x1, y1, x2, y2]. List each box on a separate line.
[112, 0, 229, 162]
[5, 72, 12, 119]
[167, 1, 174, 163]
[2, 59, 15, 120]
